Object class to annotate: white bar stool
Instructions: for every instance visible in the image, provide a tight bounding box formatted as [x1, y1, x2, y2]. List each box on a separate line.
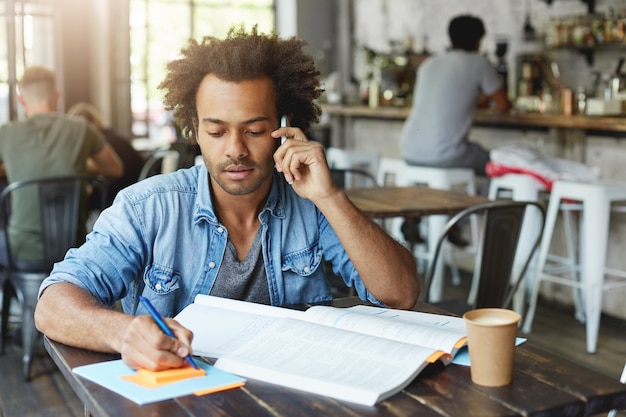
[523, 179, 626, 353]
[402, 164, 478, 302]
[376, 158, 479, 302]
[488, 174, 548, 314]
[325, 147, 380, 185]
[376, 157, 409, 243]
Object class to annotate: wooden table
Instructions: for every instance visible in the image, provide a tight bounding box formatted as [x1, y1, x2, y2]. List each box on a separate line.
[346, 185, 488, 219]
[346, 185, 489, 301]
[45, 299, 626, 417]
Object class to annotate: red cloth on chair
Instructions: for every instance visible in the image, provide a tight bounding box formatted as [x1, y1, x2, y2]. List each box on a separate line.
[485, 161, 554, 191]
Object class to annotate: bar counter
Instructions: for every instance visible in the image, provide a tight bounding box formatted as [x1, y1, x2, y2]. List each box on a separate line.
[320, 103, 626, 133]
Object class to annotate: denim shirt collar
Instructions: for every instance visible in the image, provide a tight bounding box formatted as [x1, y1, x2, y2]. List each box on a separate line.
[192, 166, 286, 226]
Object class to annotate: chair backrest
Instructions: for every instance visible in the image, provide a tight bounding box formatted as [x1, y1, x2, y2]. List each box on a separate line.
[330, 168, 378, 189]
[608, 362, 626, 417]
[0, 175, 108, 271]
[169, 142, 200, 169]
[422, 200, 545, 311]
[374, 158, 410, 242]
[325, 147, 380, 180]
[376, 157, 408, 186]
[138, 149, 181, 181]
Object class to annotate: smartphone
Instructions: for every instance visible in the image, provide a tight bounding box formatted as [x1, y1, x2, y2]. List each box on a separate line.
[280, 115, 289, 145]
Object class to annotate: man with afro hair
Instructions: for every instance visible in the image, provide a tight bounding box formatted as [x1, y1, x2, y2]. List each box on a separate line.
[35, 27, 419, 371]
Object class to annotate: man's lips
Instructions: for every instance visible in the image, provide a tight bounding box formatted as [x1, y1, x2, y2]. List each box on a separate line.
[224, 165, 253, 180]
[225, 164, 253, 172]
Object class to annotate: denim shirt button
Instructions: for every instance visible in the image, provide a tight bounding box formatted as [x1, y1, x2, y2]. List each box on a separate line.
[155, 283, 162, 291]
[209, 262, 216, 268]
[304, 266, 310, 273]
[217, 227, 224, 233]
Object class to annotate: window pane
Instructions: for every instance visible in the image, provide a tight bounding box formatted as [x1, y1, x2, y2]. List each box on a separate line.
[0, 84, 9, 125]
[23, 12, 57, 69]
[0, 4, 6, 82]
[129, 0, 275, 142]
[130, 0, 148, 135]
[146, 2, 190, 140]
[0, 2, 57, 122]
[0, 2, 7, 123]
[193, 3, 274, 38]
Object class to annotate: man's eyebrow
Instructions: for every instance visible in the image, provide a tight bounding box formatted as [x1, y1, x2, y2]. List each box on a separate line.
[201, 117, 226, 124]
[201, 116, 270, 125]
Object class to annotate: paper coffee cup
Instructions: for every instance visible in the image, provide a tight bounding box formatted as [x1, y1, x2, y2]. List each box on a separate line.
[463, 308, 521, 387]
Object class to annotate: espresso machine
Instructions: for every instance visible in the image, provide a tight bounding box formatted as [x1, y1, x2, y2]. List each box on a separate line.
[494, 37, 509, 95]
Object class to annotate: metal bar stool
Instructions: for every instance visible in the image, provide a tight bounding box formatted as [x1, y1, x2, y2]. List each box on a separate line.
[488, 173, 549, 314]
[523, 179, 626, 353]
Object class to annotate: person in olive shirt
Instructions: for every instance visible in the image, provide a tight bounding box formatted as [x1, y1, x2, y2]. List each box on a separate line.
[0, 66, 123, 266]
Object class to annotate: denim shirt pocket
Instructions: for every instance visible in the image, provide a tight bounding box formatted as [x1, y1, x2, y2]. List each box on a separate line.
[141, 264, 181, 317]
[282, 244, 323, 276]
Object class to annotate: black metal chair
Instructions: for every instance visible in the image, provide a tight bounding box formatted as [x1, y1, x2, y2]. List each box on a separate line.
[608, 362, 626, 417]
[0, 174, 108, 380]
[422, 200, 545, 316]
[329, 167, 379, 189]
[138, 149, 181, 181]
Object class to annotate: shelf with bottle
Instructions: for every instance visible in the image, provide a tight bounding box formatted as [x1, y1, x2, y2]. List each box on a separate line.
[358, 38, 429, 108]
[544, 9, 626, 65]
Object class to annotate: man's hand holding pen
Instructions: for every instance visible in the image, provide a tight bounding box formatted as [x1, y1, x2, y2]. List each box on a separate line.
[119, 313, 196, 372]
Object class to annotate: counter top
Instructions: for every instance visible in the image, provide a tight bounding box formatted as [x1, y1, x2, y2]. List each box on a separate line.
[320, 104, 626, 133]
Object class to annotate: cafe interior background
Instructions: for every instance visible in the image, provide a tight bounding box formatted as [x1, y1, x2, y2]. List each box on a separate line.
[1, 0, 626, 321]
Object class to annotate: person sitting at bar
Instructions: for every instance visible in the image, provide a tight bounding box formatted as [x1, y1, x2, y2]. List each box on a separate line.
[399, 15, 511, 246]
[0, 66, 123, 267]
[35, 26, 419, 371]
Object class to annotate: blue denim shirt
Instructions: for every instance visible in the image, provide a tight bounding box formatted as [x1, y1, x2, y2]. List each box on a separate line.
[39, 165, 380, 317]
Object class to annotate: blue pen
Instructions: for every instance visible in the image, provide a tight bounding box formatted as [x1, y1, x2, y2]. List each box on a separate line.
[139, 295, 199, 370]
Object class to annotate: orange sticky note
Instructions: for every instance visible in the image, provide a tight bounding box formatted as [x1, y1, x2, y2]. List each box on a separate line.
[193, 380, 246, 396]
[121, 365, 206, 389]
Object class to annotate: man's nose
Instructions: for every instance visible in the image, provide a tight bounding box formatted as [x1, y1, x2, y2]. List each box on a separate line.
[224, 132, 248, 160]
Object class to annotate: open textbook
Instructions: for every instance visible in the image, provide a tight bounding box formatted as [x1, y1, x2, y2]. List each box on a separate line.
[174, 295, 467, 406]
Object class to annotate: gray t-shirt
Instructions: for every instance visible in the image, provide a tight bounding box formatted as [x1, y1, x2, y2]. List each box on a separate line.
[209, 226, 270, 304]
[400, 50, 503, 164]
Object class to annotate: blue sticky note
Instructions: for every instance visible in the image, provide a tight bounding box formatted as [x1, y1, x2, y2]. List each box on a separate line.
[73, 359, 245, 405]
[452, 337, 527, 366]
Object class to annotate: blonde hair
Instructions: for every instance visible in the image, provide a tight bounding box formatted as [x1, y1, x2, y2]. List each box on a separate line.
[66, 102, 104, 130]
[18, 66, 57, 106]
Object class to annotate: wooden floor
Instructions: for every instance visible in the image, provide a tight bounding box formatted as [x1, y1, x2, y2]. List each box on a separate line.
[0, 324, 84, 417]
[1, 292, 625, 416]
